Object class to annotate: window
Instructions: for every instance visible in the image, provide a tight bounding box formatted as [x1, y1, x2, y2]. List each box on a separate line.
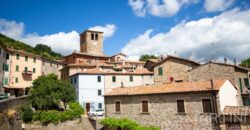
[98, 89, 102, 96]
[91, 33, 94, 40]
[95, 34, 98, 40]
[16, 65, 19, 72]
[33, 57, 36, 63]
[74, 77, 77, 83]
[25, 56, 28, 61]
[112, 76, 116, 82]
[5, 53, 9, 60]
[244, 78, 249, 86]
[202, 99, 212, 113]
[16, 54, 19, 60]
[71, 78, 73, 84]
[33, 68, 36, 73]
[4, 64, 9, 71]
[115, 101, 121, 112]
[97, 76, 101, 82]
[177, 100, 185, 113]
[129, 76, 133, 82]
[158, 67, 163, 76]
[98, 103, 102, 109]
[15, 77, 18, 83]
[25, 67, 28, 72]
[142, 100, 149, 113]
[3, 78, 8, 85]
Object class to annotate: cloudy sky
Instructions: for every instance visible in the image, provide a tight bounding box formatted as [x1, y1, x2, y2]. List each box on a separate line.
[0, 0, 250, 62]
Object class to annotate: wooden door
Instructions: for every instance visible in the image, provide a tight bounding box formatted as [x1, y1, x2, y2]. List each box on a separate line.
[226, 123, 241, 130]
[86, 103, 90, 112]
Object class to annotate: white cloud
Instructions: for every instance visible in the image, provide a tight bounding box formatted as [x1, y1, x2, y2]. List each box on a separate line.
[89, 24, 117, 38]
[204, 0, 234, 12]
[122, 9, 250, 62]
[128, 0, 197, 17]
[0, 19, 116, 55]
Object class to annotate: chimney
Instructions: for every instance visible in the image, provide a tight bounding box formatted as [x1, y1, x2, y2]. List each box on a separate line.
[121, 82, 124, 88]
[224, 58, 227, 64]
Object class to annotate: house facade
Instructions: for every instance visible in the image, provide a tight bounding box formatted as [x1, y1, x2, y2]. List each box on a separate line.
[0, 46, 10, 94]
[187, 62, 250, 106]
[70, 69, 154, 112]
[152, 55, 200, 84]
[104, 79, 239, 130]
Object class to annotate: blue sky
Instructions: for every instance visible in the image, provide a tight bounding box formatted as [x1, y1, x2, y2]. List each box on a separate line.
[1, 0, 250, 62]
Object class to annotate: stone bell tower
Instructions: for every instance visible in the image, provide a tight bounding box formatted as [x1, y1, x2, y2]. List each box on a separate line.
[79, 30, 104, 55]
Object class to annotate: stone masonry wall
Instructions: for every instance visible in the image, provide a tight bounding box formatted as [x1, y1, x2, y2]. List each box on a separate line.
[105, 93, 219, 130]
[154, 58, 198, 84]
[0, 96, 29, 112]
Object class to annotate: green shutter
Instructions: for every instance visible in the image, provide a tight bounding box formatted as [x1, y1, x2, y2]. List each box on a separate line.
[239, 78, 243, 93]
[4, 64, 9, 71]
[3, 78, 8, 85]
[16, 54, 19, 60]
[15, 77, 18, 83]
[158, 67, 163, 76]
[25, 67, 28, 72]
[112, 76, 116, 82]
[130, 76, 133, 82]
[16, 65, 19, 72]
[33, 68, 36, 73]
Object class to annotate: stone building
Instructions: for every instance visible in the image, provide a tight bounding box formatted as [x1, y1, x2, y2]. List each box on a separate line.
[0, 46, 10, 94]
[152, 55, 200, 84]
[187, 61, 250, 106]
[41, 58, 64, 79]
[104, 79, 239, 130]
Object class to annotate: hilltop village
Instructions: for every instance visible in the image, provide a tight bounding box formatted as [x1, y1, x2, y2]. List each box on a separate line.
[1, 30, 250, 129]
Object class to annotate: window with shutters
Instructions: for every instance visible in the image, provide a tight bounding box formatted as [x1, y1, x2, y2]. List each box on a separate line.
[16, 65, 19, 72]
[115, 101, 121, 112]
[3, 78, 8, 85]
[15, 77, 18, 83]
[16, 54, 19, 60]
[25, 67, 28, 72]
[5, 53, 9, 60]
[142, 100, 149, 113]
[98, 103, 102, 109]
[97, 76, 101, 82]
[33, 57, 36, 63]
[177, 100, 185, 113]
[202, 99, 212, 113]
[158, 67, 163, 76]
[33, 68, 36, 73]
[4, 64, 9, 71]
[244, 78, 249, 86]
[112, 76, 116, 82]
[25, 56, 28, 61]
[98, 89, 102, 96]
[129, 76, 133, 82]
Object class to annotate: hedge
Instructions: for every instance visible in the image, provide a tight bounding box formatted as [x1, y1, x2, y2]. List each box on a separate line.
[100, 117, 160, 130]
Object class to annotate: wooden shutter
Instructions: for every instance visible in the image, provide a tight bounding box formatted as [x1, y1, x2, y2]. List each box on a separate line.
[177, 100, 185, 113]
[202, 99, 212, 113]
[142, 100, 149, 113]
[115, 101, 121, 112]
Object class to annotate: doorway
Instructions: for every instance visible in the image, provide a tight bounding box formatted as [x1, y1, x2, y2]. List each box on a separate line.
[86, 103, 90, 112]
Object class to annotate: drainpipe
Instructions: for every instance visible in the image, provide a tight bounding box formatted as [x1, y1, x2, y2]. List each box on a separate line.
[211, 80, 220, 129]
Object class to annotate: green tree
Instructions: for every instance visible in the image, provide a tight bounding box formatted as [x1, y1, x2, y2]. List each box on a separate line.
[139, 55, 158, 62]
[240, 58, 250, 68]
[59, 81, 76, 109]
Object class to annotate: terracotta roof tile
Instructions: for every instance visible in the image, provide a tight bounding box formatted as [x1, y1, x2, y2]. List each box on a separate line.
[222, 106, 250, 116]
[105, 79, 228, 96]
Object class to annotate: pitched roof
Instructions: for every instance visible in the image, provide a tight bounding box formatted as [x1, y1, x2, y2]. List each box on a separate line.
[152, 55, 200, 68]
[105, 79, 228, 96]
[221, 106, 250, 116]
[189, 61, 249, 72]
[69, 68, 153, 77]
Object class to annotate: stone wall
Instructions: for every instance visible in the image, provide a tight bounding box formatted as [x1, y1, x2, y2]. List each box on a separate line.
[154, 58, 198, 83]
[105, 93, 219, 130]
[0, 96, 29, 112]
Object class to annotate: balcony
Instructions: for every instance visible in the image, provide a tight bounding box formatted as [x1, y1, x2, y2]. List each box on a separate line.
[22, 70, 33, 76]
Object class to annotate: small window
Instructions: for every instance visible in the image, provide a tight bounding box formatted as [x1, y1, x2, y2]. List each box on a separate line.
[15, 77, 18, 83]
[91, 33, 94, 40]
[115, 101, 121, 112]
[16, 54, 19, 60]
[33, 68, 36, 73]
[4, 64, 9, 71]
[142, 100, 149, 113]
[177, 100, 185, 113]
[5, 53, 9, 60]
[158, 67, 163, 76]
[95, 34, 98, 40]
[25, 67, 28, 72]
[244, 78, 249, 86]
[3, 78, 8, 85]
[74, 77, 77, 83]
[202, 99, 212, 113]
[97, 76, 101, 82]
[98, 89, 102, 96]
[16, 65, 19, 72]
[98, 103, 102, 109]
[129, 76, 133, 82]
[112, 76, 116, 82]
[25, 56, 28, 61]
[33, 57, 36, 63]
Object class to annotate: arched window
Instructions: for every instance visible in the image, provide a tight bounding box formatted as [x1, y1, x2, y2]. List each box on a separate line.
[95, 34, 98, 40]
[91, 33, 94, 40]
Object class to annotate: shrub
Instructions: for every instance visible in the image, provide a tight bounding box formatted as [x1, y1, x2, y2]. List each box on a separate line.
[21, 105, 33, 123]
[100, 117, 160, 130]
